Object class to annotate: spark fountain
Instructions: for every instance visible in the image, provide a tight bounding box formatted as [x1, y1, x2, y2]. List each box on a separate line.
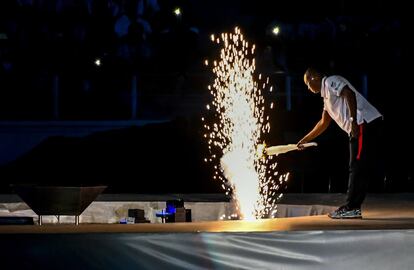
[203, 27, 289, 220]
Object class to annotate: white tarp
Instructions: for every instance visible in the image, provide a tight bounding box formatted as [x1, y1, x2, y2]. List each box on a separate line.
[1, 230, 413, 269]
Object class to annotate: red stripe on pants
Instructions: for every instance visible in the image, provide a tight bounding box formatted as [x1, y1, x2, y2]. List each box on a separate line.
[357, 124, 364, 160]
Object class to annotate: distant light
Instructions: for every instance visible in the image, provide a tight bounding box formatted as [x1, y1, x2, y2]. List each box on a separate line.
[272, 26, 280, 35]
[174, 7, 181, 16]
[94, 58, 101, 66]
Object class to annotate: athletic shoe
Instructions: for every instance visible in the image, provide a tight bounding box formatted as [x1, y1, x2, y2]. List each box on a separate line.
[328, 205, 362, 219]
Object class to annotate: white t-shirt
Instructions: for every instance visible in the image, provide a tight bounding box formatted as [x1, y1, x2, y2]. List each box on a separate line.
[321, 75, 382, 134]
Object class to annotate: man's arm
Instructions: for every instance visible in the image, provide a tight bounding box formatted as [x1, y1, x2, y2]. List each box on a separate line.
[341, 86, 359, 138]
[297, 110, 331, 147]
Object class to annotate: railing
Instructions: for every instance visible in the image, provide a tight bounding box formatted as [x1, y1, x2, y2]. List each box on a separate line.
[0, 69, 372, 120]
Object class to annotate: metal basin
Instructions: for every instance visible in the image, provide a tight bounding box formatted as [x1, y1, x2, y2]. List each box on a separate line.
[12, 185, 107, 216]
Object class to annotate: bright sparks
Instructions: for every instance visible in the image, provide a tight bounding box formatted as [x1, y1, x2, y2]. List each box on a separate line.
[203, 27, 287, 220]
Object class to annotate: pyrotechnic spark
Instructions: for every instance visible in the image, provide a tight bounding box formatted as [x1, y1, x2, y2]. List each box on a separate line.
[203, 27, 289, 220]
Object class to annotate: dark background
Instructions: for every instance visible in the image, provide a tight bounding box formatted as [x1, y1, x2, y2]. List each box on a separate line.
[0, 0, 412, 194]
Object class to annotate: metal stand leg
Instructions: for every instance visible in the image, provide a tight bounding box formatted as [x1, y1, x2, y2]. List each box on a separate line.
[75, 215, 80, 225]
[38, 215, 43, 226]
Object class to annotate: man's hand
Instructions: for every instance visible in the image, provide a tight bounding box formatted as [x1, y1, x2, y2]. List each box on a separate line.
[296, 138, 308, 150]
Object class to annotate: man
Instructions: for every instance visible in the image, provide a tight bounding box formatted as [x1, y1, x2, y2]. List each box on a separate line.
[297, 68, 382, 219]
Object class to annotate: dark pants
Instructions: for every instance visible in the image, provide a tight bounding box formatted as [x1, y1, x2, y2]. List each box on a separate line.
[345, 118, 383, 209]
[346, 133, 367, 209]
[346, 118, 383, 209]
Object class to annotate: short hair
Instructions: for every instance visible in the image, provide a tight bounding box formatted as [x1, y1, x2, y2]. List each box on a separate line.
[304, 67, 324, 83]
[305, 67, 322, 78]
